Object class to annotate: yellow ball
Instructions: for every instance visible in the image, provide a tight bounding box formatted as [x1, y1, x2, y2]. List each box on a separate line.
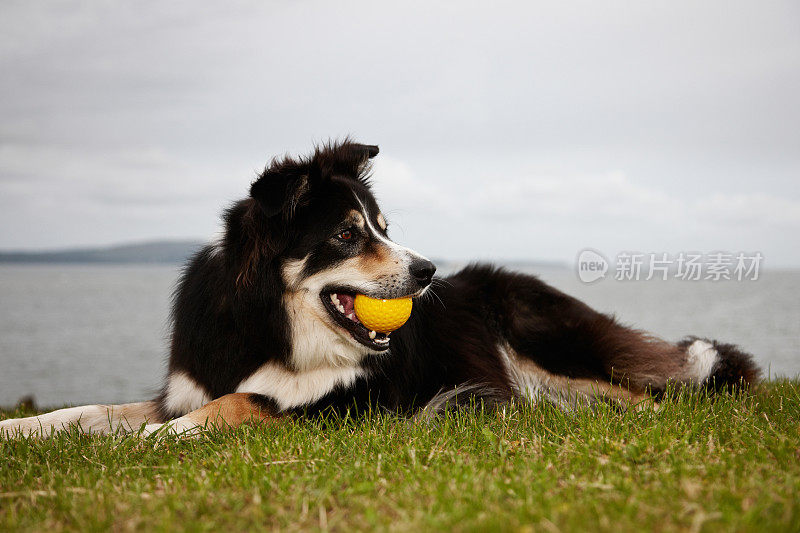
[354, 295, 413, 333]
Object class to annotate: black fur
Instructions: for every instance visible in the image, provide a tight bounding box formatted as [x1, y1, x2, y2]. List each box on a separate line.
[158, 140, 761, 420]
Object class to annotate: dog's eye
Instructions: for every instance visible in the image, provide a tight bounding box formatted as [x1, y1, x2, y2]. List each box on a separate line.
[336, 230, 354, 241]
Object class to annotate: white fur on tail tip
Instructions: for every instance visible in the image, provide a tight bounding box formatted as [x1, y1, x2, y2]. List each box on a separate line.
[686, 340, 720, 383]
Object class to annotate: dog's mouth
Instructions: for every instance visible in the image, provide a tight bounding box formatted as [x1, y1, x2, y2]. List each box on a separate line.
[320, 289, 392, 351]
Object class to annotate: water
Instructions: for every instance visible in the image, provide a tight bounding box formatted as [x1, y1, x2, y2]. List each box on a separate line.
[0, 264, 797, 407]
[0, 265, 178, 407]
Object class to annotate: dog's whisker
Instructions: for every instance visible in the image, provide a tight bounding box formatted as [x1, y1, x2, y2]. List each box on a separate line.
[427, 288, 446, 310]
[430, 278, 453, 289]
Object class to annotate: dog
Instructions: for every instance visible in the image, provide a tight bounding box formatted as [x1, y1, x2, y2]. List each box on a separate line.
[0, 140, 760, 438]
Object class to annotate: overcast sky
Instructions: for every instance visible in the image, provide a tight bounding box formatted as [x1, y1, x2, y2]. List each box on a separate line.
[1, 1, 798, 266]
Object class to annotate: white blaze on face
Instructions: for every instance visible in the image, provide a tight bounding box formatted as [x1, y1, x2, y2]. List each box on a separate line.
[352, 192, 433, 292]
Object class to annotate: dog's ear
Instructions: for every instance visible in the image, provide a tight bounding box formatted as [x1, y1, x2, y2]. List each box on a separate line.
[342, 143, 379, 175]
[250, 162, 310, 219]
[307, 142, 379, 182]
[349, 144, 379, 159]
[240, 163, 310, 287]
[250, 142, 379, 218]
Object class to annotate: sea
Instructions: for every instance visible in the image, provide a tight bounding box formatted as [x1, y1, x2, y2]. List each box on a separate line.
[0, 263, 797, 407]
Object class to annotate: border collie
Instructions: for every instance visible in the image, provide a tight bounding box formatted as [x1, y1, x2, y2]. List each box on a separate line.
[0, 141, 760, 438]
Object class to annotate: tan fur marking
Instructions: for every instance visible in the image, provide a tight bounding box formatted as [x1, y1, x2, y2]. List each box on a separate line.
[520, 358, 650, 405]
[376, 213, 387, 230]
[501, 345, 652, 409]
[347, 209, 365, 229]
[357, 242, 393, 276]
[183, 393, 278, 429]
[113, 401, 162, 427]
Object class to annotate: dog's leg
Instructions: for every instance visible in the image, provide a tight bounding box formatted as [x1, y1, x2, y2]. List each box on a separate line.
[492, 270, 759, 406]
[0, 401, 160, 438]
[141, 393, 280, 437]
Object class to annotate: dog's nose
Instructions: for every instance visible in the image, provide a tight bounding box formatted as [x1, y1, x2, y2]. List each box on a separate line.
[409, 258, 436, 286]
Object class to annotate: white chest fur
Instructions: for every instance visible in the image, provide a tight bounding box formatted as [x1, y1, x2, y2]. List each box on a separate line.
[235, 362, 366, 411]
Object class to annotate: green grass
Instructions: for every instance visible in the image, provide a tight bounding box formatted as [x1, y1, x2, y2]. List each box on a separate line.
[1, 382, 799, 532]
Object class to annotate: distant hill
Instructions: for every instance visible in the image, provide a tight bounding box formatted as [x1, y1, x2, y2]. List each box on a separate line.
[0, 240, 205, 264]
[0, 240, 568, 269]
[431, 258, 568, 273]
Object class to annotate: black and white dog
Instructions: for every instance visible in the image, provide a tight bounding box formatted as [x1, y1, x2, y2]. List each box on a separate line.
[0, 141, 760, 438]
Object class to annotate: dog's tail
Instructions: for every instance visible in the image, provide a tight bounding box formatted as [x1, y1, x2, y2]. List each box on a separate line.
[674, 336, 761, 390]
[0, 401, 161, 439]
[414, 382, 514, 420]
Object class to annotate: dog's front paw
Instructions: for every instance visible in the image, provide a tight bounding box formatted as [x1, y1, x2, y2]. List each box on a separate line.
[137, 418, 203, 440]
[0, 416, 48, 438]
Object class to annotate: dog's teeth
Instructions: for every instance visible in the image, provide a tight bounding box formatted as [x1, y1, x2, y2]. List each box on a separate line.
[347, 313, 356, 321]
[337, 304, 345, 313]
[330, 294, 338, 304]
[369, 330, 376, 339]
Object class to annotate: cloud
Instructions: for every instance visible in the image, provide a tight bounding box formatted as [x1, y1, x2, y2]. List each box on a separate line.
[371, 156, 800, 265]
[0, 142, 258, 248]
[0, 143, 243, 205]
[697, 193, 800, 226]
[0, 1, 798, 264]
[375, 156, 800, 229]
